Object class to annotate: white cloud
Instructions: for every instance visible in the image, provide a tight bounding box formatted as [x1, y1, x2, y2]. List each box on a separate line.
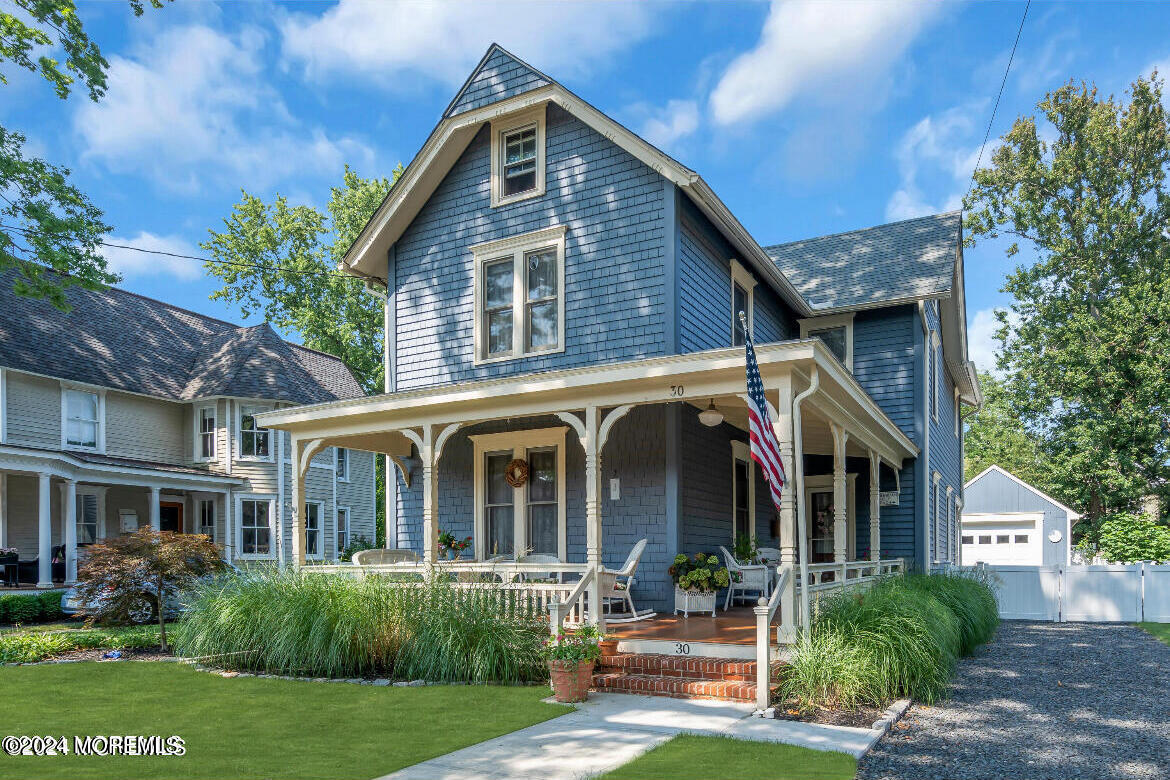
[279, 1, 654, 87]
[636, 100, 700, 149]
[885, 104, 985, 221]
[968, 307, 1022, 376]
[709, 0, 944, 126]
[75, 25, 374, 192]
[102, 232, 204, 281]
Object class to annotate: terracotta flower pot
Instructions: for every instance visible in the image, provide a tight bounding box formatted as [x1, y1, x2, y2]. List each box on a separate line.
[598, 639, 620, 656]
[548, 659, 595, 703]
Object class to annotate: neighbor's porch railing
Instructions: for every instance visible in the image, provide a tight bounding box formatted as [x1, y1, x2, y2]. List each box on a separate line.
[754, 557, 905, 711]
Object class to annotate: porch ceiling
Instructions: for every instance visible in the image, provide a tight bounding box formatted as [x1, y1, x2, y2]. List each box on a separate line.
[257, 339, 919, 467]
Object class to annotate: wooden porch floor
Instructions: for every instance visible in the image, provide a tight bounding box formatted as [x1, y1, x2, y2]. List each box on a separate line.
[606, 607, 759, 646]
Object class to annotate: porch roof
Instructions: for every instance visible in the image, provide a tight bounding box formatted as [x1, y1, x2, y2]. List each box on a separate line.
[257, 339, 919, 468]
[0, 443, 244, 491]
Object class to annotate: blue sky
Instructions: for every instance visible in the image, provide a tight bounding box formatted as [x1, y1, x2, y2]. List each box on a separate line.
[6, 0, 1168, 372]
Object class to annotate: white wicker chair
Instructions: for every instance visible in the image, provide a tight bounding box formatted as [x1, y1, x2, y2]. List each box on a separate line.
[756, 547, 782, 566]
[599, 538, 647, 617]
[719, 545, 769, 610]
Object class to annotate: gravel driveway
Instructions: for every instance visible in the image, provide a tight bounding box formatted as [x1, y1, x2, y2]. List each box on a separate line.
[856, 621, 1170, 780]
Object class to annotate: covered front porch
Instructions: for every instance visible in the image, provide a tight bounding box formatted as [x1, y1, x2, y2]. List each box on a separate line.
[259, 338, 917, 645]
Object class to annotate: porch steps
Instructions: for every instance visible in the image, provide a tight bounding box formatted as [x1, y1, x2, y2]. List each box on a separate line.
[592, 653, 782, 703]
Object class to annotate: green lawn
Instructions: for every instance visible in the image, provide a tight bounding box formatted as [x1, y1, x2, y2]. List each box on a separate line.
[1138, 622, 1170, 645]
[0, 662, 566, 779]
[597, 734, 857, 780]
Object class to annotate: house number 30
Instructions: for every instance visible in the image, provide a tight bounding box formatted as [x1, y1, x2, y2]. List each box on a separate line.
[670, 385, 685, 397]
[674, 642, 691, 655]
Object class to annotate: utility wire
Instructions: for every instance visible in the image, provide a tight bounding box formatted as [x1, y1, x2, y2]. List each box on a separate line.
[969, 0, 1031, 190]
[0, 222, 358, 279]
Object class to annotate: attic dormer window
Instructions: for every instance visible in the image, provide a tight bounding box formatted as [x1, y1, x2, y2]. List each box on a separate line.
[491, 106, 546, 207]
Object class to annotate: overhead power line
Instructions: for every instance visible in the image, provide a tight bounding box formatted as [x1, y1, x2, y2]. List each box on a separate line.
[970, 0, 1031, 189]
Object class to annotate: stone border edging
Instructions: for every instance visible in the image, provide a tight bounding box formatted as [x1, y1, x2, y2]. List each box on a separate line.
[753, 697, 912, 758]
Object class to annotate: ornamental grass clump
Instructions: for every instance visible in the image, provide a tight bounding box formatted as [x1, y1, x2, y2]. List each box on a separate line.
[779, 572, 998, 710]
[174, 568, 547, 683]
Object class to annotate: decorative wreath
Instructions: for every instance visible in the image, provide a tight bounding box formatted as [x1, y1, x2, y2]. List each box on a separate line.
[504, 458, 530, 488]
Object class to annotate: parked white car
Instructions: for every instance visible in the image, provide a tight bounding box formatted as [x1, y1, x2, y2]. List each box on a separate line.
[60, 564, 238, 623]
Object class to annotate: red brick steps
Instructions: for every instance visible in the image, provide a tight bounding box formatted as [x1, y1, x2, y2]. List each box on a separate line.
[592, 653, 781, 703]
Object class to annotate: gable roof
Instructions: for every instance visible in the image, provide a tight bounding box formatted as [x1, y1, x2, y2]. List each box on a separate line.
[764, 211, 961, 312]
[340, 43, 813, 318]
[965, 464, 1083, 520]
[0, 269, 364, 404]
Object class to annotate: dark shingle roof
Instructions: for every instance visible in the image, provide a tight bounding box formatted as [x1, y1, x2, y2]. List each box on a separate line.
[764, 211, 961, 311]
[0, 269, 364, 404]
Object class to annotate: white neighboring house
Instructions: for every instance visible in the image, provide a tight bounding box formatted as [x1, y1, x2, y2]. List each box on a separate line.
[0, 271, 377, 587]
[961, 465, 1082, 566]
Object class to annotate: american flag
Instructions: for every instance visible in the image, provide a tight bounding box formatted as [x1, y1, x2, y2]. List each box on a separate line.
[742, 315, 786, 510]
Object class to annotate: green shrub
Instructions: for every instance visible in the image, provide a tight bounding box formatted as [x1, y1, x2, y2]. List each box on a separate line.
[37, 590, 64, 622]
[0, 625, 160, 663]
[779, 572, 998, 709]
[1088, 512, 1170, 563]
[173, 569, 548, 683]
[0, 591, 63, 625]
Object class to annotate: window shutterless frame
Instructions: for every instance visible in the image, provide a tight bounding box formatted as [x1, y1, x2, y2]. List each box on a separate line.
[238, 403, 273, 461]
[195, 404, 217, 461]
[336, 447, 349, 482]
[472, 226, 566, 365]
[236, 495, 275, 559]
[490, 105, 546, 207]
[729, 259, 756, 346]
[798, 312, 855, 371]
[61, 385, 104, 452]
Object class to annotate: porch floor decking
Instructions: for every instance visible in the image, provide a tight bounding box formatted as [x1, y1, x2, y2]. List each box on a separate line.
[607, 607, 762, 647]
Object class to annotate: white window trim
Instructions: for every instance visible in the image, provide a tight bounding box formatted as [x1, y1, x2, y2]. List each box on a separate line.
[236, 403, 274, 462]
[730, 440, 756, 542]
[798, 312, 855, 371]
[953, 386, 961, 438]
[304, 500, 325, 560]
[730, 259, 757, 345]
[804, 474, 858, 555]
[194, 403, 217, 462]
[470, 426, 567, 561]
[60, 384, 106, 453]
[471, 225, 567, 365]
[61, 484, 108, 542]
[195, 494, 217, 543]
[335, 447, 350, 482]
[336, 505, 351, 553]
[946, 485, 955, 563]
[235, 494, 276, 560]
[931, 331, 940, 423]
[490, 105, 547, 208]
[932, 470, 942, 563]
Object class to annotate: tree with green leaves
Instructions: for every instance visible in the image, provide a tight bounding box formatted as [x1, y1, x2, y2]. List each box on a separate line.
[962, 371, 1055, 492]
[964, 73, 1170, 522]
[1, 0, 164, 308]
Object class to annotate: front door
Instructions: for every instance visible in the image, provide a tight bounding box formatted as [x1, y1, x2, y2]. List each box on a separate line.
[159, 501, 184, 533]
[807, 489, 835, 563]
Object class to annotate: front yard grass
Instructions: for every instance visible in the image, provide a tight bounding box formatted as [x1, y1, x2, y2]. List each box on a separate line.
[597, 735, 856, 780]
[0, 662, 567, 779]
[1137, 622, 1170, 645]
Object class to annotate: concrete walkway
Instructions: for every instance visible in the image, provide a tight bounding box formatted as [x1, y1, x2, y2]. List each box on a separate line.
[381, 693, 875, 780]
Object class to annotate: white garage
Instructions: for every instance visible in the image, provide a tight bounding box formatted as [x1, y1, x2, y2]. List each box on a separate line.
[961, 512, 1044, 565]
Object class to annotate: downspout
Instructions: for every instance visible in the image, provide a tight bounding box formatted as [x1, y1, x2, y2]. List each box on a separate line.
[792, 364, 819, 633]
[917, 302, 931, 573]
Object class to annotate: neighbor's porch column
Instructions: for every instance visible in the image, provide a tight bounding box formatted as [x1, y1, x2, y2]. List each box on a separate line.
[868, 452, 881, 562]
[148, 486, 161, 531]
[37, 472, 52, 587]
[830, 423, 848, 563]
[290, 437, 306, 565]
[769, 376, 797, 643]
[64, 479, 78, 584]
[0, 472, 7, 549]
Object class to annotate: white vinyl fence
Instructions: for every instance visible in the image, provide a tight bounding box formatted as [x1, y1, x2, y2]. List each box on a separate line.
[972, 563, 1168, 623]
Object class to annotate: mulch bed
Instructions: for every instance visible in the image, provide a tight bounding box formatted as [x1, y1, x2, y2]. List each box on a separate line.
[48, 646, 175, 663]
[773, 700, 886, 729]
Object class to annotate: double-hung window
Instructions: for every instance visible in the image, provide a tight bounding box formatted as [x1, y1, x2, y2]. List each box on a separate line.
[491, 106, 546, 207]
[198, 498, 215, 542]
[239, 404, 271, 459]
[196, 405, 216, 460]
[304, 502, 322, 558]
[730, 260, 756, 347]
[75, 490, 101, 544]
[336, 447, 349, 482]
[473, 226, 566, 363]
[239, 498, 272, 557]
[799, 313, 854, 371]
[336, 507, 350, 554]
[63, 388, 102, 450]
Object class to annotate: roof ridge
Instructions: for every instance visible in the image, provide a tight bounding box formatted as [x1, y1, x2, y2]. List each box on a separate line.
[763, 210, 962, 252]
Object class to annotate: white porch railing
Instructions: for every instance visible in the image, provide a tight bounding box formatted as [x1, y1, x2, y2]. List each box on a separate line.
[547, 567, 596, 634]
[799, 558, 905, 594]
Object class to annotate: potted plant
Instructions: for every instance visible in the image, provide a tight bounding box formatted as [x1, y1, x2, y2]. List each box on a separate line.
[670, 552, 731, 617]
[544, 625, 602, 703]
[597, 632, 619, 657]
[734, 533, 760, 565]
[437, 531, 472, 561]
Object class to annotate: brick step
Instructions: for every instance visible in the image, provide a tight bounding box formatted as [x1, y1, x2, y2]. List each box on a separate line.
[597, 653, 758, 682]
[592, 672, 759, 702]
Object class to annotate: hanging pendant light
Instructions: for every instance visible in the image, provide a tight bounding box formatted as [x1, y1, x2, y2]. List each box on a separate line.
[698, 398, 724, 427]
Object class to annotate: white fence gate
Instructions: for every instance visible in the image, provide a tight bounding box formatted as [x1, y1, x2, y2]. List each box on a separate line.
[976, 563, 1168, 622]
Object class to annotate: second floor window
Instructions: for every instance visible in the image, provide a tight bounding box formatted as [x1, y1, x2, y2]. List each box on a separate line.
[730, 259, 756, 347]
[491, 106, 546, 207]
[64, 389, 101, 449]
[502, 126, 537, 197]
[473, 226, 566, 363]
[798, 313, 854, 371]
[809, 326, 847, 363]
[197, 406, 216, 460]
[239, 405, 271, 458]
[336, 447, 349, 481]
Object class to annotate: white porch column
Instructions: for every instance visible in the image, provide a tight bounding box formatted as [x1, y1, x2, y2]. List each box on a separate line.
[831, 423, 848, 563]
[868, 452, 881, 562]
[384, 454, 397, 549]
[148, 486, 161, 531]
[583, 405, 603, 628]
[290, 437, 306, 565]
[770, 377, 797, 643]
[64, 479, 77, 584]
[0, 472, 7, 549]
[420, 425, 438, 564]
[37, 472, 52, 587]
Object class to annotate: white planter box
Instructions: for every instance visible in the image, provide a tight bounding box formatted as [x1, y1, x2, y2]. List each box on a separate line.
[674, 587, 717, 617]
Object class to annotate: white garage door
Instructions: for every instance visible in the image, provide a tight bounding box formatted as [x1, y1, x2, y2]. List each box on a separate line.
[961, 512, 1043, 566]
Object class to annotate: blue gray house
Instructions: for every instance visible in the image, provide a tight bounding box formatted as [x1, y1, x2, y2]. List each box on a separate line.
[258, 45, 980, 631]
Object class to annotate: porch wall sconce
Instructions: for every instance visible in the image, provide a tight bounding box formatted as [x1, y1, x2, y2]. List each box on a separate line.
[698, 399, 724, 427]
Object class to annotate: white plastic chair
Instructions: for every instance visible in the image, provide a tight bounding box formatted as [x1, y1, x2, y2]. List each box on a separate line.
[599, 538, 647, 617]
[719, 545, 769, 610]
